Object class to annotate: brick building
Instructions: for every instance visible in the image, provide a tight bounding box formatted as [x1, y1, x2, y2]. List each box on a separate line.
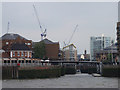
[33, 39, 60, 60]
[1, 33, 32, 58]
[43, 39, 59, 60]
[10, 43, 32, 58]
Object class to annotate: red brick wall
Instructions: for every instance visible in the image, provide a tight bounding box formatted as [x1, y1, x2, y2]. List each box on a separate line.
[2, 37, 32, 51]
[45, 43, 59, 60]
[2, 36, 32, 58]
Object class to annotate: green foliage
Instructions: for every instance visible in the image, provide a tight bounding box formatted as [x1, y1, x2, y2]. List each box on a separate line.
[102, 53, 113, 63]
[107, 53, 112, 62]
[18, 67, 76, 79]
[61, 67, 65, 76]
[102, 65, 120, 77]
[2, 66, 78, 79]
[65, 67, 76, 74]
[2, 66, 13, 79]
[80, 66, 97, 74]
[33, 41, 46, 59]
[18, 68, 61, 79]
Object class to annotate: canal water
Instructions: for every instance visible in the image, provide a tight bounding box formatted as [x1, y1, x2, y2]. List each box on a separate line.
[2, 74, 118, 88]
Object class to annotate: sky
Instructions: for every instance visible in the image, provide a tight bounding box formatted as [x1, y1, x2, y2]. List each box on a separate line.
[2, 2, 118, 54]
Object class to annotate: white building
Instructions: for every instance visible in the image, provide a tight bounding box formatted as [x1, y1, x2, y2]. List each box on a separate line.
[63, 44, 77, 61]
[90, 35, 111, 60]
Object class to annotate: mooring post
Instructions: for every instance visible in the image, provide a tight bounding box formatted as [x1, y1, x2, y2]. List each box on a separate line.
[75, 64, 77, 70]
[12, 66, 13, 79]
[16, 66, 19, 79]
[99, 61, 103, 75]
[60, 62, 63, 66]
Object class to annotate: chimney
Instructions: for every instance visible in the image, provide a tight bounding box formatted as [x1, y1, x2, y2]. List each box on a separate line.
[84, 50, 87, 55]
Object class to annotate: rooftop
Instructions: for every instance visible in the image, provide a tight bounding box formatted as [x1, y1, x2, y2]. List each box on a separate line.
[41, 38, 59, 44]
[11, 43, 31, 50]
[1, 33, 28, 40]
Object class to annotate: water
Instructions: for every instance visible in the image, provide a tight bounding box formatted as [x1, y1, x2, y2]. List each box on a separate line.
[2, 74, 118, 88]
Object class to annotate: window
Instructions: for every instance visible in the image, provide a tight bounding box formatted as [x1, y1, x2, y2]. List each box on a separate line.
[6, 42, 9, 45]
[26, 60, 28, 63]
[13, 52, 15, 56]
[25, 52, 27, 56]
[33, 60, 35, 63]
[29, 60, 31, 63]
[4, 60, 6, 63]
[8, 60, 10, 63]
[11, 60, 14, 63]
[29, 52, 31, 57]
[28, 43, 31, 45]
[21, 52, 24, 56]
[22, 60, 24, 63]
[15, 60, 17, 63]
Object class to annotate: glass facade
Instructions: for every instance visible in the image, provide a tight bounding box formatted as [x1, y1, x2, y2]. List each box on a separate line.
[90, 36, 111, 60]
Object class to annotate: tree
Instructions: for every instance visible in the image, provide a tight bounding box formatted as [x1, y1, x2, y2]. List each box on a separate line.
[33, 41, 46, 59]
[107, 53, 112, 62]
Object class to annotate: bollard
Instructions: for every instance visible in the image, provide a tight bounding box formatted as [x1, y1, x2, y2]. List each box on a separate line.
[99, 62, 103, 75]
[96, 64, 99, 74]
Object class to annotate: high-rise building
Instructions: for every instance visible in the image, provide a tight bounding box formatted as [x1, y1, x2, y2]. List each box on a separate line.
[90, 35, 111, 60]
[117, 22, 120, 61]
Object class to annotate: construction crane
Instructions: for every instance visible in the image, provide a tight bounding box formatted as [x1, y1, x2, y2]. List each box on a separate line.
[63, 41, 67, 47]
[33, 4, 47, 40]
[67, 24, 78, 45]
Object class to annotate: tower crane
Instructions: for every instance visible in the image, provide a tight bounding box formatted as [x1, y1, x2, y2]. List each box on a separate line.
[33, 4, 47, 40]
[67, 24, 78, 45]
[63, 24, 78, 48]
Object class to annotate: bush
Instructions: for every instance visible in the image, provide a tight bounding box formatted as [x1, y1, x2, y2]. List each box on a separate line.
[2, 66, 77, 79]
[102, 65, 120, 77]
[61, 67, 65, 76]
[88, 67, 97, 74]
[18, 68, 61, 79]
[65, 67, 76, 74]
[2, 66, 17, 79]
[80, 66, 97, 74]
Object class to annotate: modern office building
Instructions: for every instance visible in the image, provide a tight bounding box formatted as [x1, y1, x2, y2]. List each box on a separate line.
[90, 35, 111, 60]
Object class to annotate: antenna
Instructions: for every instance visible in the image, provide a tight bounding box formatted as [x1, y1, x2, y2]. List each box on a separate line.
[7, 22, 10, 33]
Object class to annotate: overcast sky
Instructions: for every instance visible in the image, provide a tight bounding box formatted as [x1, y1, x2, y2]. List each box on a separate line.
[2, 2, 118, 54]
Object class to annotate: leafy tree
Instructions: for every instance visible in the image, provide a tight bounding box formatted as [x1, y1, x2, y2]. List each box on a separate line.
[107, 53, 112, 62]
[103, 53, 112, 63]
[33, 41, 46, 59]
